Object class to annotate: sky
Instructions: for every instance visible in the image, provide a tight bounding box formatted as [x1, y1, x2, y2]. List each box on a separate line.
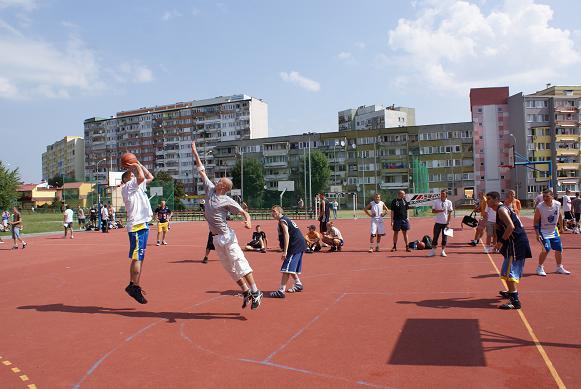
[1, 0, 580, 182]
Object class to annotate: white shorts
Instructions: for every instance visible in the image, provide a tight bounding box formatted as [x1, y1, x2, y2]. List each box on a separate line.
[213, 228, 253, 282]
[370, 218, 385, 236]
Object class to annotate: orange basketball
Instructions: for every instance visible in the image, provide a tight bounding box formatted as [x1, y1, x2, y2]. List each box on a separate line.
[417, 242, 426, 250]
[121, 153, 138, 168]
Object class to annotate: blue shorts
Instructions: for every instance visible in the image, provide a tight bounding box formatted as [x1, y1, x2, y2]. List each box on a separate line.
[542, 236, 562, 252]
[501, 255, 525, 283]
[128, 227, 149, 261]
[393, 219, 410, 231]
[280, 251, 303, 274]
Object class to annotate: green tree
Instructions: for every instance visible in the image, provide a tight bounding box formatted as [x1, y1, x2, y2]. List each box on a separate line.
[48, 175, 63, 188]
[153, 171, 174, 183]
[0, 162, 20, 210]
[291, 150, 331, 200]
[231, 158, 265, 208]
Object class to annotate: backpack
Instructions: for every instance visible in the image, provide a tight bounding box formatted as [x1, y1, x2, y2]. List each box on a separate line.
[408, 240, 419, 250]
[422, 235, 433, 249]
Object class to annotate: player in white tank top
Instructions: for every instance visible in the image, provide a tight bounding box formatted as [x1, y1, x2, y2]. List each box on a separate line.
[364, 193, 389, 252]
[534, 190, 570, 276]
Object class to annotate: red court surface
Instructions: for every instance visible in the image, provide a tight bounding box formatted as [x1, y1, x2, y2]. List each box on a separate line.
[0, 216, 580, 388]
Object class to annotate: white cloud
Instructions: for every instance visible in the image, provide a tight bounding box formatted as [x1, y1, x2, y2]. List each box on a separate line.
[387, 0, 581, 93]
[355, 41, 366, 49]
[0, 33, 154, 100]
[337, 51, 352, 60]
[161, 10, 181, 21]
[280, 71, 320, 92]
[61, 21, 79, 29]
[0, 0, 36, 10]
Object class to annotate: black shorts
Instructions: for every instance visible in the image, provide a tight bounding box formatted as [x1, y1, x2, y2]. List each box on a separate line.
[319, 220, 328, 233]
[247, 240, 261, 249]
[564, 211, 573, 220]
[576, 213, 580, 223]
[393, 219, 410, 231]
[206, 232, 215, 251]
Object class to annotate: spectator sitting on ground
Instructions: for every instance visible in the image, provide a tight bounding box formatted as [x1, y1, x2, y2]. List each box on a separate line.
[322, 221, 344, 252]
[304, 224, 322, 253]
[245, 225, 267, 253]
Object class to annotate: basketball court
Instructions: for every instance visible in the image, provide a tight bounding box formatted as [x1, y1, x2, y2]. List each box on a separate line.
[0, 216, 579, 388]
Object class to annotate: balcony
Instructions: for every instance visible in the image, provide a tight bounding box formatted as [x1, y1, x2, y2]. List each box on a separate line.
[264, 161, 288, 168]
[264, 174, 290, 181]
[380, 182, 410, 189]
[554, 106, 577, 113]
[556, 149, 580, 157]
[556, 134, 580, 142]
[555, 120, 577, 127]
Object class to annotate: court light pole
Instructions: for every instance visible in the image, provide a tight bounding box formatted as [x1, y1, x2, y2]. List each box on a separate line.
[96, 158, 107, 229]
[508, 133, 520, 199]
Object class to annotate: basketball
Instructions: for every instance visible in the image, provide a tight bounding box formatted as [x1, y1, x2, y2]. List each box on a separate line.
[417, 242, 426, 250]
[121, 153, 137, 168]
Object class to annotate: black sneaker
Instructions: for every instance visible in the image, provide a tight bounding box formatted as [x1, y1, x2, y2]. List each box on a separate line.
[260, 248, 266, 253]
[251, 290, 263, 310]
[287, 284, 303, 293]
[125, 284, 148, 304]
[499, 300, 521, 310]
[499, 291, 510, 299]
[329, 246, 337, 252]
[241, 290, 251, 309]
[270, 290, 286, 298]
[202, 256, 208, 264]
[469, 240, 477, 247]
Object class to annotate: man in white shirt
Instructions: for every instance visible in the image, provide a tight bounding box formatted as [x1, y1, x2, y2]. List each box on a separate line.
[322, 221, 344, 252]
[483, 205, 497, 253]
[121, 160, 154, 304]
[364, 193, 389, 252]
[100, 204, 109, 233]
[428, 190, 454, 257]
[63, 204, 74, 239]
[562, 189, 573, 230]
[534, 189, 570, 276]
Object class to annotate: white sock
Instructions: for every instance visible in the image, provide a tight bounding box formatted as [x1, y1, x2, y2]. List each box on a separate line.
[278, 285, 286, 293]
[250, 284, 258, 293]
[294, 278, 302, 286]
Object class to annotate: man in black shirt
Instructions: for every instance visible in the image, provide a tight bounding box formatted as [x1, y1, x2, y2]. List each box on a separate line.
[318, 193, 331, 233]
[390, 190, 411, 252]
[154, 200, 172, 246]
[246, 225, 268, 253]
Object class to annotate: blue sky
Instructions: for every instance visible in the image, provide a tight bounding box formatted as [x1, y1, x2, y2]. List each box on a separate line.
[1, 0, 580, 182]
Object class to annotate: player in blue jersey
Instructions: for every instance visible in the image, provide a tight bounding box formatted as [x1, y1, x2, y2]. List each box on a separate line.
[270, 206, 307, 298]
[487, 191, 532, 310]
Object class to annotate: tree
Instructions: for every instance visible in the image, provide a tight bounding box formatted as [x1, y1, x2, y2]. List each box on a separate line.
[0, 162, 20, 210]
[231, 158, 265, 208]
[291, 150, 331, 202]
[48, 175, 63, 188]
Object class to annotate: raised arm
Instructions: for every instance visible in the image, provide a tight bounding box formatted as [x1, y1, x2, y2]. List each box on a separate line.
[191, 141, 209, 183]
[139, 163, 154, 184]
[127, 162, 145, 185]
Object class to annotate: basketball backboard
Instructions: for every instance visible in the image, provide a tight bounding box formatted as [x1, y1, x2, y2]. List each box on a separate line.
[278, 180, 295, 192]
[108, 171, 123, 187]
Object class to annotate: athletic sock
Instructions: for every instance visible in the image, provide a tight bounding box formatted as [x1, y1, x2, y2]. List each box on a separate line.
[278, 285, 286, 293]
[294, 278, 302, 286]
[250, 284, 258, 293]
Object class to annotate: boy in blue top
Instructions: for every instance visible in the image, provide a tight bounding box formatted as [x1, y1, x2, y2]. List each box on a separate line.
[270, 206, 307, 298]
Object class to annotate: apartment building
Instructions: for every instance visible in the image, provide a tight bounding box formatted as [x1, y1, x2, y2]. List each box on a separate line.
[83, 94, 268, 193]
[338, 104, 416, 131]
[470, 87, 512, 195]
[509, 85, 581, 199]
[213, 122, 474, 206]
[42, 136, 85, 182]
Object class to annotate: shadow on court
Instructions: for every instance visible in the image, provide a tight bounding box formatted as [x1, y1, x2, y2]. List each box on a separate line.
[17, 303, 246, 323]
[397, 297, 502, 309]
[389, 319, 486, 366]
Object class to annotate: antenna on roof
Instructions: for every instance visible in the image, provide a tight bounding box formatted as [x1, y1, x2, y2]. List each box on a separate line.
[546, 83, 551, 89]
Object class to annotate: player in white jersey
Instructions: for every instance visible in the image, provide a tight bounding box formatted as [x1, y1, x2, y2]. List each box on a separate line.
[534, 189, 570, 276]
[364, 193, 389, 252]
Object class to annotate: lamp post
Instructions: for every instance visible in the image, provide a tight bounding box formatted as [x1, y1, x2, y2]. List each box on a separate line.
[236, 150, 244, 202]
[96, 158, 107, 230]
[508, 133, 520, 199]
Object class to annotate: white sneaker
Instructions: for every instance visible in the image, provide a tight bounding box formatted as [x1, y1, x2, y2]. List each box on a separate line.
[483, 246, 490, 253]
[556, 265, 571, 275]
[440, 250, 447, 257]
[156, 241, 160, 246]
[162, 240, 168, 245]
[536, 265, 547, 277]
[428, 249, 435, 257]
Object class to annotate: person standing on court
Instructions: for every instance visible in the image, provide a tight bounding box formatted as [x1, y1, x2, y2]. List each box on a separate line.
[364, 193, 389, 253]
[486, 191, 531, 310]
[100, 203, 109, 233]
[562, 189, 573, 230]
[270, 206, 306, 298]
[63, 204, 74, 239]
[390, 190, 411, 252]
[428, 190, 453, 257]
[331, 199, 338, 220]
[10, 206, 26, 249]
[77, 206, 86, 230]
[191, 141, 263, 310]
[534, 189, 570, 276]
[572, 192, 581, 232]
[318, 193, 331, 234]
[154, 200, 172, 246]
[504, 190, 521, 216]
[121, 159, 154, 304]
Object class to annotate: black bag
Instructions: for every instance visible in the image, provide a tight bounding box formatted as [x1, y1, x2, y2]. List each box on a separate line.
[421, 235, 433, 249]
[461, 211, 478, 228]
[408, 240, 419, 250]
